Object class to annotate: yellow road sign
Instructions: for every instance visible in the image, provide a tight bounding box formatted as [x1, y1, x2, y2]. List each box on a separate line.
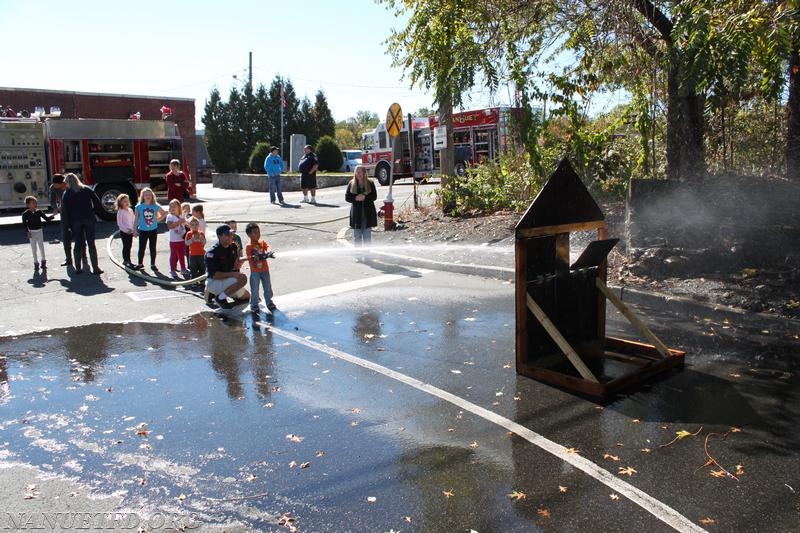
[386, 103, 403, 138]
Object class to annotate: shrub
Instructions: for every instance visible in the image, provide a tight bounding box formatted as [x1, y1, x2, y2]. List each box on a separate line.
[248, 142, 271, 173]
[435, 151, 547, 216]
[316, 136, 343, 171]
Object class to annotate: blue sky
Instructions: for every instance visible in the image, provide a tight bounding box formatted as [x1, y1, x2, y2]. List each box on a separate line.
[0, 0, 449, 125]
[1, 1, 629, 127]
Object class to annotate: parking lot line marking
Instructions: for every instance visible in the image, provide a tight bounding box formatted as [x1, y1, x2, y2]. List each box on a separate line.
[266, 325, 706, 533]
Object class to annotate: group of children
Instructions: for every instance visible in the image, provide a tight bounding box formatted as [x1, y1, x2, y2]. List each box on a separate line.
[115, 188, 208, 279]
[113, 187, 276, 312]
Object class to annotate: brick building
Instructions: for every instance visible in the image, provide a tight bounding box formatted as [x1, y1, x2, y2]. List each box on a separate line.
[0, 87, 196, 178]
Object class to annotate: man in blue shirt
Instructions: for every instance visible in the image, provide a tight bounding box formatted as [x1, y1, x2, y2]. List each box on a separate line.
[263, 146, 285, 205]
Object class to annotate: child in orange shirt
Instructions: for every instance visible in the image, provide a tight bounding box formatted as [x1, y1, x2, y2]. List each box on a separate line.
[244, 222, 276, 313]
[184, 217, 207, 280]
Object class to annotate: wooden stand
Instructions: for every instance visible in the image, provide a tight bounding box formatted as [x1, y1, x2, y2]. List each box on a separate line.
[515, 159, 684, 398]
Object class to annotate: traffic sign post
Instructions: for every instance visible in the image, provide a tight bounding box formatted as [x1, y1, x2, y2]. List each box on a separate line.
[383, 102, 402, 231]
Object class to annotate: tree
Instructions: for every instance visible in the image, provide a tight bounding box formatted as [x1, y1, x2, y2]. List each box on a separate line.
[336, 127, 357, 149]
[316, 135, 344, 171]
[382, 0, 501, 211]
[312, 90, 336, 143]
[295, 98, 315, 146]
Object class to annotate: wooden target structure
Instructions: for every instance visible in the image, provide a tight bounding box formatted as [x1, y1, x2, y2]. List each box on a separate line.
[514, 159, 685, 398]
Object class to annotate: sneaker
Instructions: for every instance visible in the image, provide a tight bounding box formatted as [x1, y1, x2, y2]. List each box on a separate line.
[216, 296, 232, 309]
[204, 289, 214, 304]
[151, 264, 159, 272]
[170, 270, 179, 280]
[267, 302, 277, 311]
[250, 306, 260, 313]
[134, 264, 144, 271]
[34, 262, 39, 269]
[92, 268, 103, 275]
[61, 259, 72, 267]
[310, 198, 317, 204]
[181, 268, 192, 278]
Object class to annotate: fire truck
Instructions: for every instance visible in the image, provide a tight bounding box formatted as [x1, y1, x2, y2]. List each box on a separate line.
[360, 106, 520, 185]
[0, 117, 191, 220]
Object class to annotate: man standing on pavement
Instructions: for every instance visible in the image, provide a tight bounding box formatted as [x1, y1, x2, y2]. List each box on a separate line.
[263, 146, 285, 205]
[298, 144, 319, 204]
[205, 224, 250, 309]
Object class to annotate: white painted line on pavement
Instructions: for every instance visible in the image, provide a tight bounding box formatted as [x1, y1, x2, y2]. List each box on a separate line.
[272, 267, 432, 306]
[263, 324, 706, 533]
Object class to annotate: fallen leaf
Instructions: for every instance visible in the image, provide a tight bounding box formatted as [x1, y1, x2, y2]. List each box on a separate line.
[730, 427, 742, 433]
[469, 441, 479, 449]
[735, 465, 745, 476]
[537, 508, 551, 518]
[710, 469, 727, 478]
[300, 462, 311, 469]
[367, 496, 377, 503]
[442, 489, 455, 499]
[23, 484, 40, 500]
[640, 448, 652, 454]
[404, 516, 412, 523]
[286, 434, 304, 443]
[675, 430, 692, 439]
[603, 454, 620, 461]
[699, 517, 717, 525]
[508, 490, 527, 501]
[615, 442, 625, 447]
[632, 419, 641, 424]
[288, 461, 297, 468]
[566, 447, 580, 454]
[618, 466, 637, 476]
[178, 493, 186, 501]
[609, 493, 620, 501]
[558, 485, 568, 493]
[315, 451, 326, 458]
[351, 407, 362, 414]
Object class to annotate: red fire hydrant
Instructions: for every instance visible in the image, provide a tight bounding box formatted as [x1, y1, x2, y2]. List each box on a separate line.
[383, 193, 395, 231]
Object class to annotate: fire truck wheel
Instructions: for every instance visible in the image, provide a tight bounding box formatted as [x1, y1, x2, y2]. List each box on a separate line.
[94, 184, 131, 221]
[376, 163, 391, 186]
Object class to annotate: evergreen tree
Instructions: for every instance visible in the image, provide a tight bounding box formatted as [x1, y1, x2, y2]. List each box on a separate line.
[312, 89, 336, 141]
[296, 97, 316, 145]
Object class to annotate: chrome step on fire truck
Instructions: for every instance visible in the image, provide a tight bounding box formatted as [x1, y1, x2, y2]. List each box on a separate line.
[0, 117, 191, 220]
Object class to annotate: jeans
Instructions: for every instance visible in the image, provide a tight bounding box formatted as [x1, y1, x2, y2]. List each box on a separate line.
[353, 227, 372, 247]
[249, 270, 273, 309]
[72, 218, 98, 270]
[268, 175, 284, 203]
[60, 219, 72, 263]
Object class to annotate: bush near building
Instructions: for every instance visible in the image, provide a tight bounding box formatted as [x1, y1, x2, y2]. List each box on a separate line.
[316, 136, 343, 172]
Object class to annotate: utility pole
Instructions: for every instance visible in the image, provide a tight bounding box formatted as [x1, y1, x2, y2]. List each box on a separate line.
[248, 51, 253, 88]
[280, 78, 285, 157]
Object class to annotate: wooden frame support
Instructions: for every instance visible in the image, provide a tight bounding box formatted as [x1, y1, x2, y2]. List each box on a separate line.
[526, 294, 599, 383]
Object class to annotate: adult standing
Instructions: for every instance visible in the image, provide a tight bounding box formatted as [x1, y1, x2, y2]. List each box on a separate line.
[165, 159, 191, 203]
[61, 173, 103, 275]
[298, 144, 319, 204]
[345, 165, 378, 247]
[263, 146, 285, 205]
[49, 174, 73, 267]
[205, 224, 249, 309]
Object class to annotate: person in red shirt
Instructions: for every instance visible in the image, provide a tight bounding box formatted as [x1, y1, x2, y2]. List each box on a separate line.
[165, 159, 191, 203]
[245, 222, 277, 314]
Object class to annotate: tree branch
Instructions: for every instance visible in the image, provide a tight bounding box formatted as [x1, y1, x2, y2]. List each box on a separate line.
[632, 0, 674, 42]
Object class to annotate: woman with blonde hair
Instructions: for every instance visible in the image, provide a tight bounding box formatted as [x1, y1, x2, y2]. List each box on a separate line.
[345, 165, 378, 247]
[61, 173, 103, 274]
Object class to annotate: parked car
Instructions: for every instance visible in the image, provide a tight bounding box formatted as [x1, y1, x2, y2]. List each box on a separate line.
[339, 150, 363, 172]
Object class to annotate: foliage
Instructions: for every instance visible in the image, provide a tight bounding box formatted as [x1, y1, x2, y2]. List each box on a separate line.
[312, 90, 336, 145]
[434, 151, 548, 216]
[200, 78, 330, 173]
[315, 136, 343, 171]
[335, 128, 357, 149]
[248, 142, 272, 174]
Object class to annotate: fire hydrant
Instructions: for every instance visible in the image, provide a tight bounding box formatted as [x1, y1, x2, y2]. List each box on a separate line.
[383, 193, 395, 231]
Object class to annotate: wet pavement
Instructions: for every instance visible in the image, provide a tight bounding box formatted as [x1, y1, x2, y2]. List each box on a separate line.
[0, 184, 798, 532]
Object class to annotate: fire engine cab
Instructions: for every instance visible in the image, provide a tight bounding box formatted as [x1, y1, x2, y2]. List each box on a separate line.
[361, 106, 519, 185]
[0, 116, 191, 220]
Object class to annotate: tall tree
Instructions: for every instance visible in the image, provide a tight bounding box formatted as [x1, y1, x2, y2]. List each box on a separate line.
[382, 0, 500, 204]
[312, 89, 336, 142]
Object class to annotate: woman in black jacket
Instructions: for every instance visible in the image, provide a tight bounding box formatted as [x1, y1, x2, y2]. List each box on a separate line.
[345, 165, 378, 247]
[62, 173, 103, 275]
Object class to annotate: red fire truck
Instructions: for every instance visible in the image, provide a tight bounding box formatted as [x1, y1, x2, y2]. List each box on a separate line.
[0, 117, 192, 220]
[360, 106, 520, 185]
